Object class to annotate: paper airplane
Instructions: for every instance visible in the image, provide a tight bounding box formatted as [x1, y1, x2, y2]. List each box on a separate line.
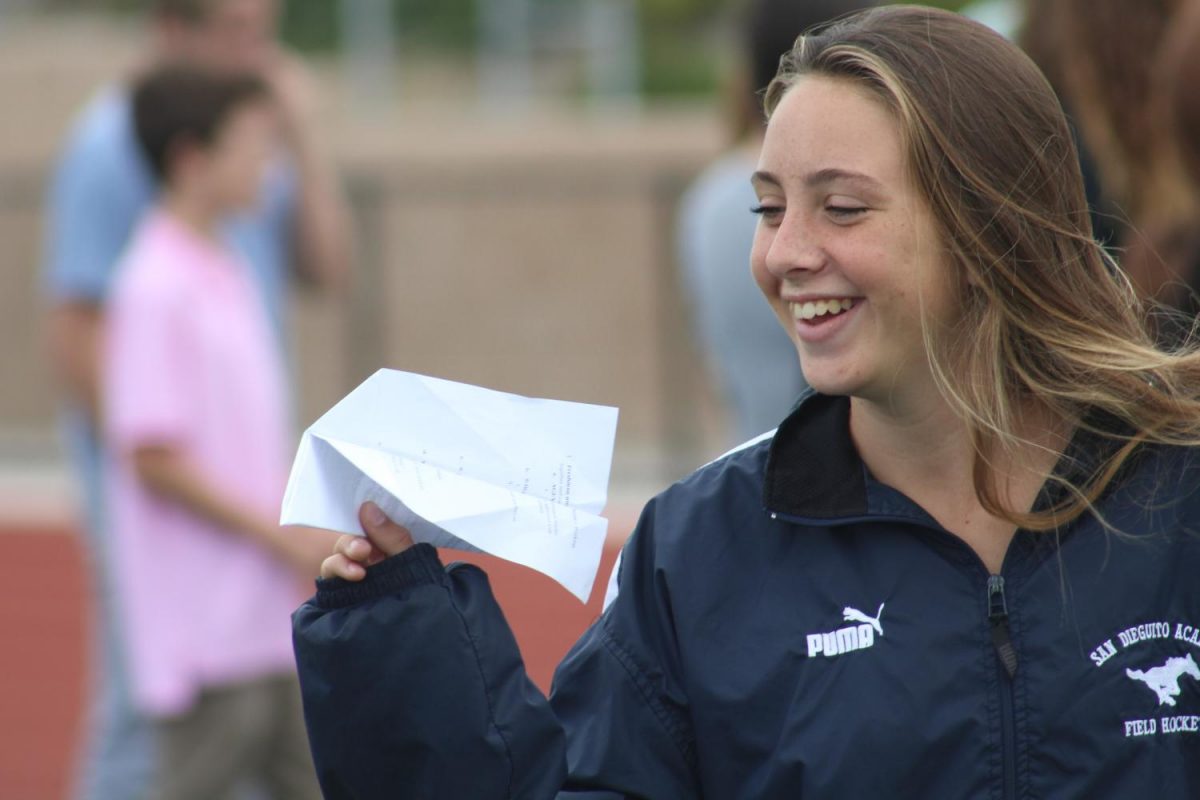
[281, 369, 619, 602]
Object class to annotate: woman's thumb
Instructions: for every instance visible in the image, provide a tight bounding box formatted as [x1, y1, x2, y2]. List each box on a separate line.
[358, 501, 415, 556]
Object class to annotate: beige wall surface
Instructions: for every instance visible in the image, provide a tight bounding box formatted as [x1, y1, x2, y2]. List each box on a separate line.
[1, 13, 770, 516]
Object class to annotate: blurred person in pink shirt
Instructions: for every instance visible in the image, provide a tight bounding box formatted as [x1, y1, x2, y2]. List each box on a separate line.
[102, 65, 332, 800]
[42, 2, 350, 798]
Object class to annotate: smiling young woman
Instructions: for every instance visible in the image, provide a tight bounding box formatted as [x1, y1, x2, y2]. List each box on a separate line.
[292, 7, 1200, 799]
[749, 75, 954, 409]
[759, 6, 1200, 537]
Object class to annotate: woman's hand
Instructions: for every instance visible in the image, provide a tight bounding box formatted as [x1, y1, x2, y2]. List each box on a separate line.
[278, 526, 343, 579]
[320, 501, 415, 581]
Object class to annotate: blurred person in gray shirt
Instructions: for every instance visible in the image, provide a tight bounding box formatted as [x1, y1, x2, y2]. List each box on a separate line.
[677, 0, 875, 444]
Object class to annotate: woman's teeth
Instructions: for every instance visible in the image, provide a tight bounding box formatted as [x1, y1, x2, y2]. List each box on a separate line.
[791, 298, 855, 321]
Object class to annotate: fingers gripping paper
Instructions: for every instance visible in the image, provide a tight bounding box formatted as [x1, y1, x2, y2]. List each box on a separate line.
[280, 369, 619, 602]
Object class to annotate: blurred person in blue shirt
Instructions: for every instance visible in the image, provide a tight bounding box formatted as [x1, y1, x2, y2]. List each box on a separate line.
[676, 0, 874, 445]
[41, 1, 350, 798]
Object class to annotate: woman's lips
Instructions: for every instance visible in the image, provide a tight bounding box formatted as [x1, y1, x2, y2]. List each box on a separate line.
[788, 297, 861, 342]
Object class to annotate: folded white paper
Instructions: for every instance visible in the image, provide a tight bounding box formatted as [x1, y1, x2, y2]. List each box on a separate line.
[280, 369, 619, 602]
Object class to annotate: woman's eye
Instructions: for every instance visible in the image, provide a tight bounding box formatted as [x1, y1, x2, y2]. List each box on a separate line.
[750, 204, 784, 219]
[827, 205, 868, 220]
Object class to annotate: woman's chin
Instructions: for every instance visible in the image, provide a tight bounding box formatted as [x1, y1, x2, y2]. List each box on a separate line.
[798, 366, 861, 398]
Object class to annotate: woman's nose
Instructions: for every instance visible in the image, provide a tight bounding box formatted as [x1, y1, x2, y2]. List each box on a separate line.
[765, 214, 825, 278]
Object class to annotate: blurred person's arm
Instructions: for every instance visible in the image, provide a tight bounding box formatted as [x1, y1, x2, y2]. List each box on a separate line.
[104, 250, 334, 579]
[131, 444, 335, 577]
[42, 92, 143, 427]
[269, 53, 353, 291]
[45, 302, 105, 428]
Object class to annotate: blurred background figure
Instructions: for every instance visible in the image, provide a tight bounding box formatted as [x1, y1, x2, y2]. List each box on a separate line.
[1021, 0, 1200, 334]
[1156, 0, 1200, 320]
[1126, 0, 1200, 333]
[105, 64, 328, 800]
[40, 1, 348, 798]
[677, 0, 877, 446]
[1017, 0, 1122, 252]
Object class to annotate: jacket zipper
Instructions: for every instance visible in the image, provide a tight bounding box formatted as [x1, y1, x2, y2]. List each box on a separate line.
[988, 575, 1018, 800]
[769, 509, 1024, 797]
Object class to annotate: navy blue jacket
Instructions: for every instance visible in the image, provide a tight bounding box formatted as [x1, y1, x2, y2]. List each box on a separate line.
[293, 393, 1200, 798]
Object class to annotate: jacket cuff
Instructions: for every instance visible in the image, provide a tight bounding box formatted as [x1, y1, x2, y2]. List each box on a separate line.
[313, 543, 445, 609]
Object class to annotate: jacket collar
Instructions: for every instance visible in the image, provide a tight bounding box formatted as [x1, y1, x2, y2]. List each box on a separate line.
[763, 392, 1131, 526]
[764, 392, 872, 522]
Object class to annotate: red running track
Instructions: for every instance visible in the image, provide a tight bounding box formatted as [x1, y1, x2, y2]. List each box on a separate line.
[0, 524, 626, 799]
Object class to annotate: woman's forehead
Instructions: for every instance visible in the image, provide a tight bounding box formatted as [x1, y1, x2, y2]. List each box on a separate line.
[759, 76, 905, 188]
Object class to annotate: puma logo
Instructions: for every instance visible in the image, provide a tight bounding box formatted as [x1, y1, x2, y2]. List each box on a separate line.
[1126, 653, 1200, 707]
[843, 603, 885, 637]
[808, 602, 886, 659]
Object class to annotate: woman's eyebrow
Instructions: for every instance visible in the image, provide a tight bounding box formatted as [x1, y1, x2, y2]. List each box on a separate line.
[803, 168, 884, 190]
[751, 170, 782, 188]
[751, 168, 884, 191]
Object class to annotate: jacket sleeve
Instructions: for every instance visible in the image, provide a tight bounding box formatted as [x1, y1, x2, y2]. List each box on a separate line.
[550, 499, 700, 797]
[292, 500, 700, 799]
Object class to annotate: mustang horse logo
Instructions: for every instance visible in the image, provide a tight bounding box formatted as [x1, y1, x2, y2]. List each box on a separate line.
[1126, 653, 1200, 707]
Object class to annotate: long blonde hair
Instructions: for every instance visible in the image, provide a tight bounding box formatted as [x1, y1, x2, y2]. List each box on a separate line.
[764, 5, 1200, 531]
